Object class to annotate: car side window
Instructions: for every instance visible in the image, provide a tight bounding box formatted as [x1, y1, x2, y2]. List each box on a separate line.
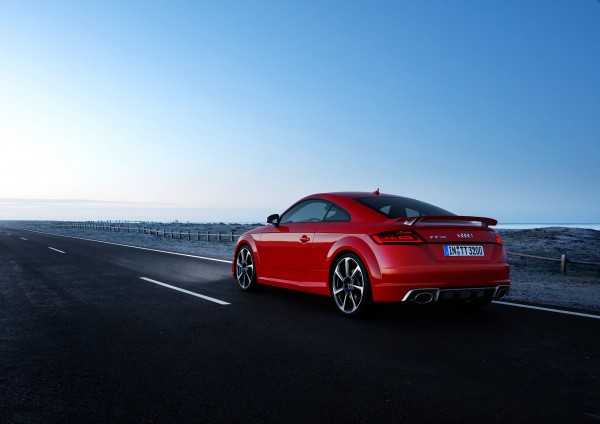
[280, 200, 331, 224]
[323, 203, 351, 222]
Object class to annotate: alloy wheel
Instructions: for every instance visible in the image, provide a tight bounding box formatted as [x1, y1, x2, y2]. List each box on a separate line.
[332, 255, 367, 314]
[236, 247, 255, 290]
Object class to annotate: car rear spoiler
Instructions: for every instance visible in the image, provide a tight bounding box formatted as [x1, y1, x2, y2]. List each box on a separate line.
[388, 216, 498, 227]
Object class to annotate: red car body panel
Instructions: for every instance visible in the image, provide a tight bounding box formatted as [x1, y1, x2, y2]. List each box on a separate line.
[233, 192, 510, 303]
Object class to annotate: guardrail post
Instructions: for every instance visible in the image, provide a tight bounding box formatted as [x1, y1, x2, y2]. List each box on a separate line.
[560, 254, 567, 274]
[196, 231, 200, 241]
[230, 231, 234, 242]
[218, 231, 222, 242]
[206, 231, 210, 242]
[187, 230, 191, 240]
[179, 230, 182, 240]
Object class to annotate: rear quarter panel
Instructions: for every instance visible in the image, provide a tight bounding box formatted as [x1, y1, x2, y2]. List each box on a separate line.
[306, 223, 383, 295]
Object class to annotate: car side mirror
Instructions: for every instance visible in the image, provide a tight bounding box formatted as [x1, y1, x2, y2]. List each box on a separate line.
[267, 214, 280, 227]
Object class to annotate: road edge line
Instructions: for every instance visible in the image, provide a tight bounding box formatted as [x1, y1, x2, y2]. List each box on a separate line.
[493, 300, 600, 320]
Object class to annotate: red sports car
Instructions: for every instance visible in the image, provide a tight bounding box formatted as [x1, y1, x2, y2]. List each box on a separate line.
[232, 192, 510, 316]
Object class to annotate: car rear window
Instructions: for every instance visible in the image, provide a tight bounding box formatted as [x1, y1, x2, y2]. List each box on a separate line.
[355, 196, 454, 219]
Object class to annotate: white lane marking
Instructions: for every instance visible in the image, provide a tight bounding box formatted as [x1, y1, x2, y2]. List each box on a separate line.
[48, 247, 66, 254]
[23, 229, 232, 264]
[20, 237, 28, 241]
[139, 277, 230, 305]
[493, 301, 600, 320]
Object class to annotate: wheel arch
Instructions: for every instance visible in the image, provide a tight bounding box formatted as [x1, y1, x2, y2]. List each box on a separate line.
[232, 235, 261, 279]
[325, 236, 382, 294]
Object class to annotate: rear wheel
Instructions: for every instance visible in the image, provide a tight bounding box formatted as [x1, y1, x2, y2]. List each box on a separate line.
[331, 253, 372, 316]
[235, 246, 263, 292]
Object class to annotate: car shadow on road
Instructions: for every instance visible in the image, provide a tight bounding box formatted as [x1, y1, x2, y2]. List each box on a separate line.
[253, 285, 503, 328]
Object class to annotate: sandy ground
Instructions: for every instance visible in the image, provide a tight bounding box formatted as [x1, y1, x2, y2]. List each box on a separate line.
[3, 221, 599, 312]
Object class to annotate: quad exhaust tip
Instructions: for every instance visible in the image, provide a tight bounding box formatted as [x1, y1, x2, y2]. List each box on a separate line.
[495, 287, 509, 299]
[414, 292, 434, 304]
[402, 289, 439, 304]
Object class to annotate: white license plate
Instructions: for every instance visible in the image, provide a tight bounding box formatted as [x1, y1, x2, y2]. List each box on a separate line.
[443, 245, 484, 257]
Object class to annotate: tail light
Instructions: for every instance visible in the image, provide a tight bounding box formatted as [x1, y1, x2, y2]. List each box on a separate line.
[371, 230, 425, 244]
[494, 232, 503, 245]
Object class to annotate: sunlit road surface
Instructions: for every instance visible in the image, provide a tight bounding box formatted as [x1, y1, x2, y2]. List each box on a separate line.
[1, 227, 599, 423]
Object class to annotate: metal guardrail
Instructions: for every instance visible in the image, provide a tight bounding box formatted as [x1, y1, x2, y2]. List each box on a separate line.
[507, 252, 600, 274]
[50, 223, 241, 242]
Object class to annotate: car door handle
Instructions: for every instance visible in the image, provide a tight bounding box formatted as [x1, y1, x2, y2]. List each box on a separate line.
[299, 235, 311, 243]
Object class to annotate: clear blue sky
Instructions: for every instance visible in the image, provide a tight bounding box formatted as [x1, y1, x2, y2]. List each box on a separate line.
[1, 0, 598, 222]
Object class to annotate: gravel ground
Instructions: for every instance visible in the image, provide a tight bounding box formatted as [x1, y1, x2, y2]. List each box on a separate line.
[3, 221, 599, 312]
[497, 227, 600, 312]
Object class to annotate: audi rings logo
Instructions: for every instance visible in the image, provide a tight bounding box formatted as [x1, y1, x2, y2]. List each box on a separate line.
[457, 233, 474, 238]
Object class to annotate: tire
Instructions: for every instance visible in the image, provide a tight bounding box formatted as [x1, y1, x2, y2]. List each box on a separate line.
[330, 253, 372, 316]
[235, 246, 263, 292]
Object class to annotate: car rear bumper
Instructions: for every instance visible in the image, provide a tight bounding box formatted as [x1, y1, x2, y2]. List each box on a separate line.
[371, 263, 510, 302]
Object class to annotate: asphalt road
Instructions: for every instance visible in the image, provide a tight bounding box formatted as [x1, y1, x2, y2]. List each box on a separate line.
[1, 227, 599, 424]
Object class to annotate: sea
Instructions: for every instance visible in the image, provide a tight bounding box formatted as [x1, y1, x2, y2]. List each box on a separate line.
[495, 223, 600, 231]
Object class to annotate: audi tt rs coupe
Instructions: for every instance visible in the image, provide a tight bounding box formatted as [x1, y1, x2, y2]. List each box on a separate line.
[232, 192, 510, 316]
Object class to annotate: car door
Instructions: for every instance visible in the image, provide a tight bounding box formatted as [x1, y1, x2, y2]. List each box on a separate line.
[258, 199, 331, 284]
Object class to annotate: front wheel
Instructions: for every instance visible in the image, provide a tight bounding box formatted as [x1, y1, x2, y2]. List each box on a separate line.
[331, 253, 372, 316]
[235, 246, 263, 292]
